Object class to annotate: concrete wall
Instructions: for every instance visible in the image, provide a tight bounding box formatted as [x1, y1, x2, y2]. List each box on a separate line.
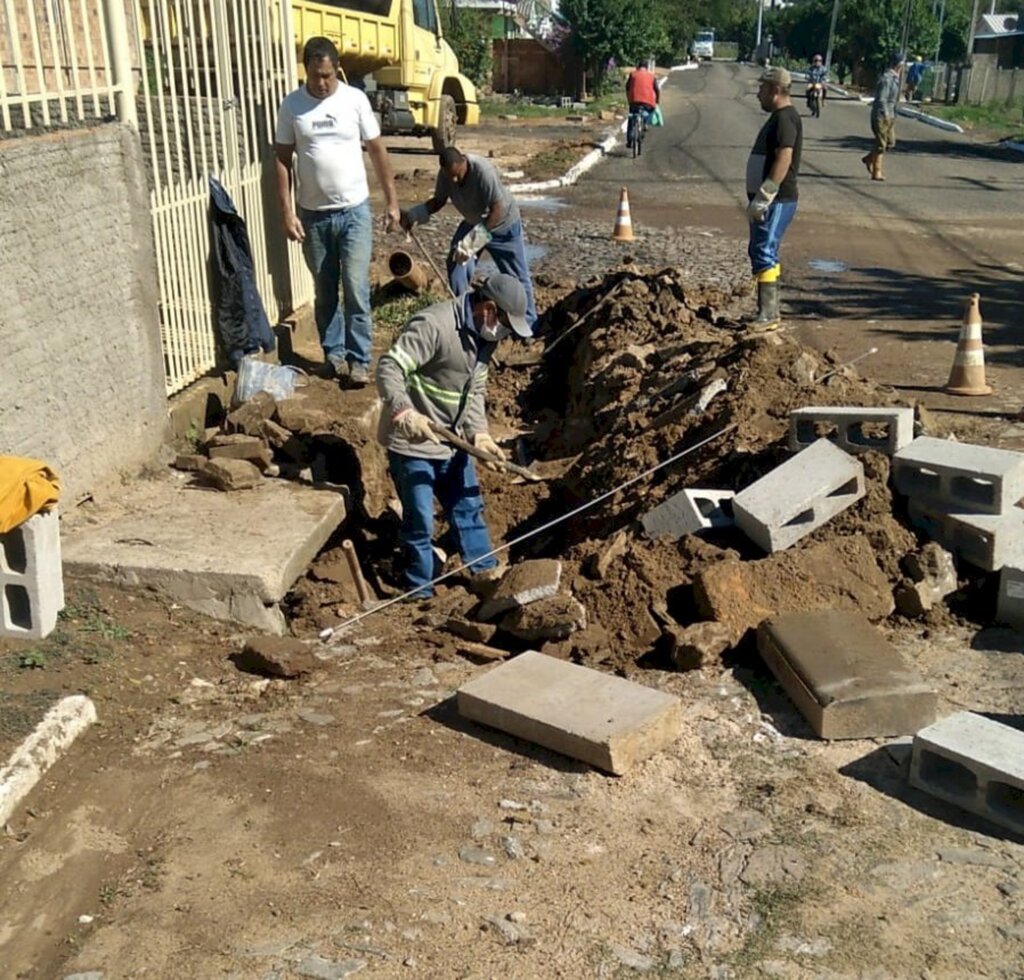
[0, 124, 167, 504]
[960, 55, 1024, 104]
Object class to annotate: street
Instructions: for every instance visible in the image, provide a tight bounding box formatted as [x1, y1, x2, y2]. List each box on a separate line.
[566, 63, 1024, 417]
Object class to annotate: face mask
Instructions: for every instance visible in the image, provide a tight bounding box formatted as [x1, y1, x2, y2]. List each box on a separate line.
[478, 321, 510, 344]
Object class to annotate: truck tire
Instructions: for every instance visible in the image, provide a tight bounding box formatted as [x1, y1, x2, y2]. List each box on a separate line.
[431, 94, 457, 153]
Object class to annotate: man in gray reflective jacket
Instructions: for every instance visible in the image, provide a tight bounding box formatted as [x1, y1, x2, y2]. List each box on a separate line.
[377, 273, 531, 599]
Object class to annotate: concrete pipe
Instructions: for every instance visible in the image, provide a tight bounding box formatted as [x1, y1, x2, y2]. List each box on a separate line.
[388, 249, 429, 293]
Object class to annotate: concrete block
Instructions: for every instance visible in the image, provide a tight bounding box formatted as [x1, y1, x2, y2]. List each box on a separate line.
[757, 610, 938, 739]
[996, 565, 1024, 627]
[477, 559, 561, 620]
[906, 499, 1024, 572]
[733, 439, 865, 553]
[910, 711, 1024, 836]
[0, 508, 65, 640]
[789, 406, 914, 455]
[894, 436, 1024, 515]
[457, 650, 682, 774]
[641, 488, 735, 540]
[0, 695, 96, 825]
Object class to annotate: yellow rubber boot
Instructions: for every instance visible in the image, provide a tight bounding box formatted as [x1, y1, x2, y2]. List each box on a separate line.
[748, 266, 781, 331]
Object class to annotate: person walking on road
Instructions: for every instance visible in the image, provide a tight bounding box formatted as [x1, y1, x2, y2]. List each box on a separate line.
[376, 273, 532, 599]
[905, 55, 926, 102]
[274, 36, 401, 388]
[401, 148, 538, 335]
[863, 52, 905, 182]
[744, 66, 803, 331]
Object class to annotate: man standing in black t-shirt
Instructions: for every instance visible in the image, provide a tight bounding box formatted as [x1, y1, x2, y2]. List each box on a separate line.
[745, 66, 802, 331]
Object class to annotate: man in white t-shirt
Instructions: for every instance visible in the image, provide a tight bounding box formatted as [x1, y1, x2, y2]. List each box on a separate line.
[274, 36, 400, 387]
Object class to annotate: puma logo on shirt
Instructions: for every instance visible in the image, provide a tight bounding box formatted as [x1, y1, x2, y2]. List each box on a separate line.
[311, 114, 337, 130]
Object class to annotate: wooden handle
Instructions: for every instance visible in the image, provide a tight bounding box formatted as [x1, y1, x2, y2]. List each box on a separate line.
[428, 423, 542, 482]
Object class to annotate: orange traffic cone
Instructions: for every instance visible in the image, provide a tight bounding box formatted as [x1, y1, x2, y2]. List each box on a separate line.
[612, 186, 634, 241]
[945, 293, 992, 396]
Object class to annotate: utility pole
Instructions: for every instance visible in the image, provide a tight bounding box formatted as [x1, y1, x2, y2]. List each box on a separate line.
[934, 0, 946, 62]
[967, 0, 981, 62]
[824, 0, 841, 72]
[755, 0, 764, 54]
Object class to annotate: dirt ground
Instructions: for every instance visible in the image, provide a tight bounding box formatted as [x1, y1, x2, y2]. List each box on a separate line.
[1, 116, 1023, 980]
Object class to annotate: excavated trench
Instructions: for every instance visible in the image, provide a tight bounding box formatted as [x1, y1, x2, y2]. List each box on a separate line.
[196, 267, 1000, 672]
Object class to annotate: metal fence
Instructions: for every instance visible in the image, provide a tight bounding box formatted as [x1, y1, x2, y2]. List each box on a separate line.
[0, 0, 131, 131]
[1, 0, 314, 396]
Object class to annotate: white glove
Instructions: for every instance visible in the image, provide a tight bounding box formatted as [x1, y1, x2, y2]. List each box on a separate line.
[746, 179, 779, 223]
[473, 432, 506, 472]
[392, 408, 441, 444]
[454, 223, 492, 264]
[401, 202, 431, 230]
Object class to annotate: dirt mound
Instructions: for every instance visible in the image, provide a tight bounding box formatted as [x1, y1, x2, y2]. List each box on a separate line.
[285, 268, 946, 674]
[523, 268, 916, 546]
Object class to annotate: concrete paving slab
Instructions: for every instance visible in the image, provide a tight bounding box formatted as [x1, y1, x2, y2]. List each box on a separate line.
[457, 650, 682, 774]
[61, 472, 346, 632]
[757, 610, 938, 740]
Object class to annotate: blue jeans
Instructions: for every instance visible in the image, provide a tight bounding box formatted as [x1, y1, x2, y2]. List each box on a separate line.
[447, 219, 538, 333]
[388, 450, 498, 596]
[748, 199, 798, 276]
[300, 201, 373, 368]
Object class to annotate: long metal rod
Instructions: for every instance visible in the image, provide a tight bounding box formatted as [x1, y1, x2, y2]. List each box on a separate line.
[408, 228, 457, 300]
[322, 422, 738, 640]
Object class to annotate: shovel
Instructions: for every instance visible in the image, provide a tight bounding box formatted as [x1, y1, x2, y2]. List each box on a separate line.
[428, 422, 545, 483]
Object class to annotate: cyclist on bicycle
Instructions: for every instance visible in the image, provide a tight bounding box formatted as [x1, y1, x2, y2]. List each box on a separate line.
[806, 54, 827, 108]
[626, 61, 658, 147]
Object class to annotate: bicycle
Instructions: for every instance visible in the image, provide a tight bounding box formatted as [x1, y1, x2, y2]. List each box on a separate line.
[626, 106, 649, 158]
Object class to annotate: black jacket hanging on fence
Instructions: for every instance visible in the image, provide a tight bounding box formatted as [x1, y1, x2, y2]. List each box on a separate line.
[208, 174, 275, 367]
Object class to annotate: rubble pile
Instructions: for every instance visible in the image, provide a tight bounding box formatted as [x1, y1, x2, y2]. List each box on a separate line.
[173, 384, 391, 520]
[279, 269, 1013, 682]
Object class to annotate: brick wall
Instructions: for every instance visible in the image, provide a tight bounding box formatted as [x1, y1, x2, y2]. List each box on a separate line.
[0, 124, 167, 504]
[492, 39, 578, 96]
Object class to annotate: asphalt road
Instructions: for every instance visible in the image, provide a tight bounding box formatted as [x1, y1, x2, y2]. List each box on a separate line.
[562, 62, 1024, 415]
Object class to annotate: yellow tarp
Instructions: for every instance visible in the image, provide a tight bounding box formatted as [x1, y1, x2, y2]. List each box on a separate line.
[0, 456, 61, 534]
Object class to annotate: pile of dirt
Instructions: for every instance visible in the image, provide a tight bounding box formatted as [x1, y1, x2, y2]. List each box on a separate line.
[282, 268, 978, 670]
[474, 268, 945, 668]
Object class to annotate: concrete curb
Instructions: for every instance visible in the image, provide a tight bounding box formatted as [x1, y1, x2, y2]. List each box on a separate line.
[508, 77, 668, 195]
[896, 104, 964, 133]
[0, 695, 97, 825]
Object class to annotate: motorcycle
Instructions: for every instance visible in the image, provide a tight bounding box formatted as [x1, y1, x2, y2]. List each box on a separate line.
[806, 82, 824, 118]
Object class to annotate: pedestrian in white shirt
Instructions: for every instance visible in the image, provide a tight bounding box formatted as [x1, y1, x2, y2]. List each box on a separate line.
[274, 36, 400, 387]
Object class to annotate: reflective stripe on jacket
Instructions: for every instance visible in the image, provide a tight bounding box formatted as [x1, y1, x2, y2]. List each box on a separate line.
[376, 297, 492, 460]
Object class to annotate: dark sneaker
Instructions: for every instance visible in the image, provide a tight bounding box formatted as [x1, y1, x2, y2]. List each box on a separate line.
[348, 363, 370, 387]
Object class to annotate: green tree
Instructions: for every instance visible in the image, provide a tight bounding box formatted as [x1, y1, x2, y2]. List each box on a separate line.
[439, 2, 493, 88]
[562, 0, 669, 87]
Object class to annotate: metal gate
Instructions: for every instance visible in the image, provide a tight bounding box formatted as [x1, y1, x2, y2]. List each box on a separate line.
[131, 0, 313, 395]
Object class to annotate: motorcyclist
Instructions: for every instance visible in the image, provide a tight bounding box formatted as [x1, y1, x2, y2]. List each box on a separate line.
[806, 53, 827, 110]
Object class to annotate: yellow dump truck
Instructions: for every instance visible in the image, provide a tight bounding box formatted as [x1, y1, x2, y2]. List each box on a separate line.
[287, 0, 479, 150]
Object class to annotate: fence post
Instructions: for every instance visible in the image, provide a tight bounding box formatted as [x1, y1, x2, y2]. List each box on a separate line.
[101, 0, 137, 129]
